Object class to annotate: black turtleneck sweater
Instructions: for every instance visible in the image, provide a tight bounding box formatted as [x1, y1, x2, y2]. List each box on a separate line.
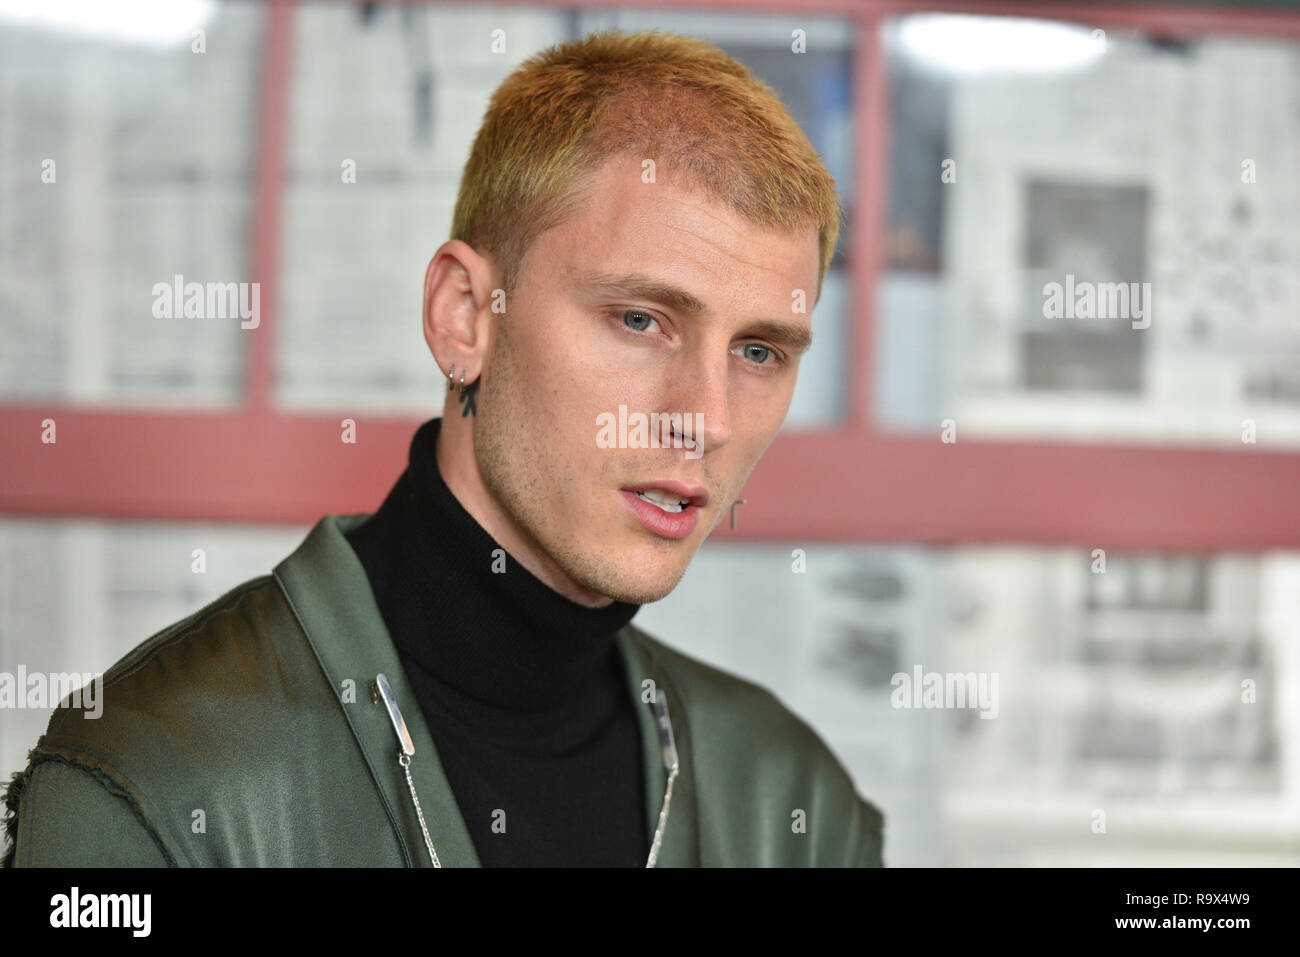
[344, 416, 648, 867]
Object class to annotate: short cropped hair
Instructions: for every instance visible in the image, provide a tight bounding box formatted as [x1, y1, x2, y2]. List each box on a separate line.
[450, 28, 842, 304]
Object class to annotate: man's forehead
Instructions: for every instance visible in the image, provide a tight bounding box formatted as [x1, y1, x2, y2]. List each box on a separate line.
[562, 164, 816, 266]
[573, 153, 811, 247]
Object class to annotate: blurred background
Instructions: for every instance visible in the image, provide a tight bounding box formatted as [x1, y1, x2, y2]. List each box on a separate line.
[2, 0, 1299, 865]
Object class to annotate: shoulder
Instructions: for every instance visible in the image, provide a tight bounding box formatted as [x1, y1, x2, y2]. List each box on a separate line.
[625, 621, 810, 733]
[19, 572, 364, 865]
[35, 575, 319, 800]
[624, 620, 839, 763]
[95, 574, 292, 692]
[43, 574, 305, 746]
[622, 621, 885, 866]
[6, 575, 309, 865]
[41, 571, 332, 757]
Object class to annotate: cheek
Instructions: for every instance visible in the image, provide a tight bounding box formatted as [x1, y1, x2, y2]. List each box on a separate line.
[738, 377, 798, 438]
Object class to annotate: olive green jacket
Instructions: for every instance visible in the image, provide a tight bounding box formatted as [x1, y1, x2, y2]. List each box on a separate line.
[2, 514, 885, 867]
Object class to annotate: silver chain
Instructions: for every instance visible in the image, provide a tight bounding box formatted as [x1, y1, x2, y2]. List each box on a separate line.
[396, 737, 679, 868]
[398, 752, 441, 867]
[379, 672, 678, 867]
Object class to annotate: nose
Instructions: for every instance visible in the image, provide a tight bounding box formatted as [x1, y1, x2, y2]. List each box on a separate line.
[669, 349, 732, 456]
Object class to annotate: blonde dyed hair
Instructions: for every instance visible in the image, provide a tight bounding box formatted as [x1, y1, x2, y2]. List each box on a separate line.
[451, 28, 842, 303]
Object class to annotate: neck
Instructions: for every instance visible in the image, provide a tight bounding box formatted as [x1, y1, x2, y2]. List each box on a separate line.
[436, 401, 614, 608]
[344, 416, 640, 710]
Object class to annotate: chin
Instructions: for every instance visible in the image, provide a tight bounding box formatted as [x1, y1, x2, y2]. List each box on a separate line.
[603, 580, 679, 605]
[589, 558, 686, 605]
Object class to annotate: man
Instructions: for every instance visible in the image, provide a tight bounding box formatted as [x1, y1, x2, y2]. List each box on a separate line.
[2, 29, 883, 867]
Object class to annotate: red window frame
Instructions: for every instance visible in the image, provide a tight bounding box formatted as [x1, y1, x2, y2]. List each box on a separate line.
[2, 0, 1298, 550]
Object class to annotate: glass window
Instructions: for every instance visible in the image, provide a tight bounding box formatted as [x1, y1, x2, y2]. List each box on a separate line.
[875, 15, 1300, 450]
[0, 1, 263, 406]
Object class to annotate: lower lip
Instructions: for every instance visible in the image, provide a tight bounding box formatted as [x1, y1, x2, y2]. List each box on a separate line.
[620, 489, 699, 540]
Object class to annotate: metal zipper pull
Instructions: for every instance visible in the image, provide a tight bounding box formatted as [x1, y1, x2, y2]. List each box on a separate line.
[646, 687, 680, 868]
[373, 673, 441, 867]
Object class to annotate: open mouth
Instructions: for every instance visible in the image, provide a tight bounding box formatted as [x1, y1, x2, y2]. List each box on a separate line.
[632, 489, 692, 514]
[619, 488, 702, 541]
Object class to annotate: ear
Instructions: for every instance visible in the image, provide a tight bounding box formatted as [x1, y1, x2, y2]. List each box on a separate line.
[422, 240, 493, 386]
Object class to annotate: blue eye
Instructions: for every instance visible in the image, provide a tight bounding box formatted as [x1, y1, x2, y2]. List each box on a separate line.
[613, 309, 785, 370]
[620, 310, 658, 333]
[737, 344, 774, 365]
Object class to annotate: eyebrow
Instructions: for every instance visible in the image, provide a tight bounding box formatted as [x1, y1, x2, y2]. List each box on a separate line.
[575, 271, 814, 356]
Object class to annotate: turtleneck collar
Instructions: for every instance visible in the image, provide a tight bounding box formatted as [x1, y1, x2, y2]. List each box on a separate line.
[344, 416, 641, 713]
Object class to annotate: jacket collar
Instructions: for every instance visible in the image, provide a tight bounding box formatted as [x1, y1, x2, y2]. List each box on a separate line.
[273, 513, 698, 866]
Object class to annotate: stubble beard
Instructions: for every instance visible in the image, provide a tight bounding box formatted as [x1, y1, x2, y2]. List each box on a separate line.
[472, 325, 689, 607]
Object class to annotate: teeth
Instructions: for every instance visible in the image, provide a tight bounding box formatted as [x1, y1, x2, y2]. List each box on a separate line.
[636, 489, 689, 513]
